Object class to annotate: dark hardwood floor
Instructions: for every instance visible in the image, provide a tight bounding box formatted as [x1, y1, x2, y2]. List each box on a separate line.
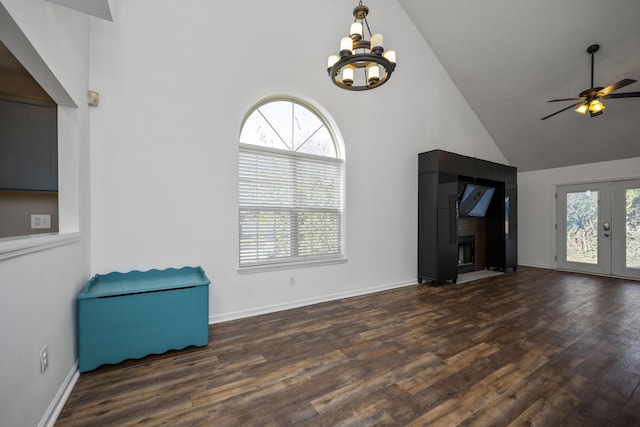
[56, 266, 640, 426]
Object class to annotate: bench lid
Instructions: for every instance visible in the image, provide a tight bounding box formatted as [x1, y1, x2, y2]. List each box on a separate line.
[78, 266, 210, 299]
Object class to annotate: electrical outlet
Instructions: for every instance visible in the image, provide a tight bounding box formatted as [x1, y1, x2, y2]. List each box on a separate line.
[31, 214, 51, 229]
[289, 276, 295, 286]
[40, 345, 49, 373]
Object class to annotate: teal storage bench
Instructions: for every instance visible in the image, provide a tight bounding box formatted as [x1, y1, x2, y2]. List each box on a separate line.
[78, 266, 210, 372]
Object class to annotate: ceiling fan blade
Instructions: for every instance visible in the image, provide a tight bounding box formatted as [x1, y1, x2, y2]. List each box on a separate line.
[598, 78, 637, 96]
[540, 102, 585, 120]
[603, 91, 640, 99]
[547, 97, 583, 102]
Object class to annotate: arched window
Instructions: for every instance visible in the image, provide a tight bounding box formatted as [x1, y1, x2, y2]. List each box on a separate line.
[238, 97, 345, 269]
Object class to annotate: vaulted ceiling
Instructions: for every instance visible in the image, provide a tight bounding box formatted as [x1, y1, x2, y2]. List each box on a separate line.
[3, 1, 639, 172]
[398, 0, 640, 172]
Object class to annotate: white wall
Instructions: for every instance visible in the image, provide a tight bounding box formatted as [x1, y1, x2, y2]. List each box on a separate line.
[0, 1, 91, 426]
[89, 0, 506, 322]
[518, 156, 640, 268]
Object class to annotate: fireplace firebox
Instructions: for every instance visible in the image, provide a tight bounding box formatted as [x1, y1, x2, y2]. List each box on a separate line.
[458, 235, 475, 274]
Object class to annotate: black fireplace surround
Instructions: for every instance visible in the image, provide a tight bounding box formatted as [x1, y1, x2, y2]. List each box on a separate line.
[417, 149, 517, 284]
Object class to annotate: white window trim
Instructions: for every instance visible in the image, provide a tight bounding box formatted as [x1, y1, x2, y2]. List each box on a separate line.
[237, 256, 347, 274]
[239, 143, 344, 164]
[0, 231, 80, 261]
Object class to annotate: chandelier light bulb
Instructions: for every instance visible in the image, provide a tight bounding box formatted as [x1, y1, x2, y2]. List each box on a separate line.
[370, 34, 383, 53]
[350, 22, 363, 40]
[340, 37, 353, 56]
[383, 50, 396, 64]
[342, 67, 354, 86]
[367, 65, 380, 83]
[328, 55, 340, 69]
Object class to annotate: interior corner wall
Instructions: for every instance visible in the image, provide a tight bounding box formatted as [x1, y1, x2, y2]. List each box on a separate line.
[88, 0, 507, 323]
[518, 156, 640, 269]
[0, 1, 91, 426]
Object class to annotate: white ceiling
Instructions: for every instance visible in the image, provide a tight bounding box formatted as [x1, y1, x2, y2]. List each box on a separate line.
[398, 0, 640, 172]
[46, 0, 112, 21]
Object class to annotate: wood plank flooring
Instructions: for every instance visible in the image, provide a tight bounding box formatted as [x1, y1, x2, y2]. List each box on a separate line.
[56, 267, 640, 426]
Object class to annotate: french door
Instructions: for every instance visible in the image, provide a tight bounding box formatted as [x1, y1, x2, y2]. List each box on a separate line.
[556, 179, 640, 279]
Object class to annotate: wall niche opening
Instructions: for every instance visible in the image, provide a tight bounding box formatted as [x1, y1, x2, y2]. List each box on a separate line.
[0, 40, 59, 238]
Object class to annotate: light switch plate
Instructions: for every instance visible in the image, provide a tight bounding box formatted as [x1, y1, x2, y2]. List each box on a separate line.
[31, 214, 51, 229]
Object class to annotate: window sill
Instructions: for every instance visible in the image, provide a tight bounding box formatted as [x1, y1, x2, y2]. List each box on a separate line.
[238, 257, 348, 274]
[0, 232, 81, 261]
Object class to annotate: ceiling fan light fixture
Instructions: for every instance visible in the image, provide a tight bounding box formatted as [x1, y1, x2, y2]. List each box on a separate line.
[575, 103, 589, 115]
[541, 44, 639, 120]
[588, 99, 605, 113]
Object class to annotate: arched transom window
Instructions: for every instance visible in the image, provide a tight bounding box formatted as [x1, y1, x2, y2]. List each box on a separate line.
[238, 97, 344, 268]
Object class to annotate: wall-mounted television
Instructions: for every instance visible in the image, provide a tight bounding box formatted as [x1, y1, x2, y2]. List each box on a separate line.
[458, 184, 495, 217]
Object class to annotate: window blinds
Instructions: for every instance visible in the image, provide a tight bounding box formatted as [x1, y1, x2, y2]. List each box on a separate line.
[239, 145, 344, 267]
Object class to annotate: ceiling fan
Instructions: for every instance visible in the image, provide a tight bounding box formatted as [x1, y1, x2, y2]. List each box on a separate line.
[541, 44, 640, 120]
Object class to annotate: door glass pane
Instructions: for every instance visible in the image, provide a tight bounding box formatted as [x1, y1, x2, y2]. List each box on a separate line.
[505, 196, 510, 237]
[566, 190, 598, 264]
[626, 188, 640, 269]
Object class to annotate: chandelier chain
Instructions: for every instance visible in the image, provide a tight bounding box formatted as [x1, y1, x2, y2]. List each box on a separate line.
[363, 17, 372, 38]
[353, 0, 372, 37]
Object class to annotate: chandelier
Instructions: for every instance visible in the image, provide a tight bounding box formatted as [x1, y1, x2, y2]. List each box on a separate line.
[327, 1, 396, 91]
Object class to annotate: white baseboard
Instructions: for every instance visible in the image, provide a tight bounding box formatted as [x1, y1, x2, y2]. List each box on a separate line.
[517, 262, 552, 269]
[39, 361, 80, 427]
[209, 278, 417, 324]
